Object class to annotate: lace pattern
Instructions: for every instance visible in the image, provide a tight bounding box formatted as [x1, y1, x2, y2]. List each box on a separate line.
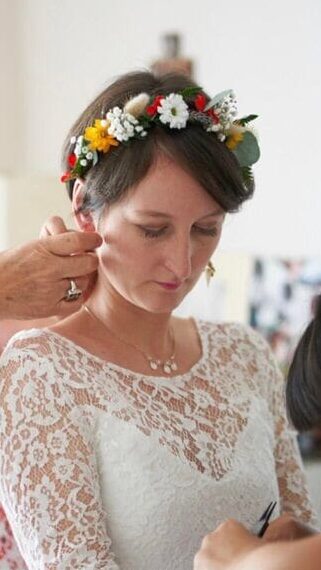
[0, 321, 316, 569]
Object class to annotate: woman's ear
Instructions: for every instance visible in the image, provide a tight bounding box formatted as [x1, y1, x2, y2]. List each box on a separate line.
[72, 180, 96, 232]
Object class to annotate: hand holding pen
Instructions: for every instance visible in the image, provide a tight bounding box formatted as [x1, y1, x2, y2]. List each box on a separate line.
[251, 501, 277, 538]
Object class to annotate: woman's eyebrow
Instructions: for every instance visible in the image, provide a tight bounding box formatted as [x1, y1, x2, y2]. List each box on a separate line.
[199, 209, 225, 219]
[133, 208, 224, 219]
[134, 210, 172, 219]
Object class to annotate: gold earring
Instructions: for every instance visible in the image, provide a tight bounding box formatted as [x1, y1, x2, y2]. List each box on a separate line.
[205, 260, 216, 286]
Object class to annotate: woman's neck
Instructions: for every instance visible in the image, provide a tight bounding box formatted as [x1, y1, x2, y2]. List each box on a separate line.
[86, 281, 174, 358]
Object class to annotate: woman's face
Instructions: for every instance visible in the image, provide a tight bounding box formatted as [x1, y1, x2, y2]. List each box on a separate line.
[94, 154, 225, 313]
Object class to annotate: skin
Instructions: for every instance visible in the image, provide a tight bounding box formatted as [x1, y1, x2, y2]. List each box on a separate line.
[50, 153, 225, 374]
[0, 216, 102, 320]
[193, 514, 320, 570]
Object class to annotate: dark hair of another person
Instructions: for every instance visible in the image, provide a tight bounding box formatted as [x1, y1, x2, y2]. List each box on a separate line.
[62, 71, 254, 216]
[286, 295, 321, 431]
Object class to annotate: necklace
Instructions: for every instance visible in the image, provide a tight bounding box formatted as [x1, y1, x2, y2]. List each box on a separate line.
[83, 305, 178, 375]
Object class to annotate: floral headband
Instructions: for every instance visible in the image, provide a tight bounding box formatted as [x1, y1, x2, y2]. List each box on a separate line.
[61, 87, 260, 188]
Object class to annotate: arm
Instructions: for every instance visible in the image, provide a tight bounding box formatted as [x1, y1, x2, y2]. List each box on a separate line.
[0, 219, 101, 320]
[233, 535, 321, 570]
[194, 519, 321, 570]
[0, 336, 118, 569]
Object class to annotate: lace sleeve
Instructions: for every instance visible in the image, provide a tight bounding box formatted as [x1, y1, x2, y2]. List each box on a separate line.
[0, 336, 119, 570]
[252, 330, 318, 525]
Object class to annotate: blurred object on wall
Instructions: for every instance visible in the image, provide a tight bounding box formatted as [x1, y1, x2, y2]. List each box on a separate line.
[150, 33, 194, 78]
[248, 256, 321, 459]
[249, 257, 321, 372]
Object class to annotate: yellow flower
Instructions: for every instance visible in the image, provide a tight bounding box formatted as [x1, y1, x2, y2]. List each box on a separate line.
[226, 130, 244, 150]
[84, 120, 119, 153]
[225, 124, 246, 150]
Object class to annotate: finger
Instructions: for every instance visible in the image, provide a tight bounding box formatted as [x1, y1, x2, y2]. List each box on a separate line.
[59, 276, 91, 302]
[56, 295, 84, 317]
[82, 272, 97, 302]
[55, 277, 88, 316]
[59, 252, 99, 278]
[39, 216, 69, 238]
[45, 231, 102, 255]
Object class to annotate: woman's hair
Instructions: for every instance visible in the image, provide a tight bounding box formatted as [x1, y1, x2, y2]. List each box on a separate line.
[62, 71, 254, 215]
[286, 295, 321, 431]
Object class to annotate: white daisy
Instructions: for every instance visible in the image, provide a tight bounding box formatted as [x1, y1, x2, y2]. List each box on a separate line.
[157, 93, 189, 129]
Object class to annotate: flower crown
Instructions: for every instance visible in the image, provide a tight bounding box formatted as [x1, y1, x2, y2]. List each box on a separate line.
[61, 87, 260, 188]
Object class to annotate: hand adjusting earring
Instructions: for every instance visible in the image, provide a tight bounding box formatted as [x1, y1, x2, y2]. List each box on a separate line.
[205, 260, 216, 286]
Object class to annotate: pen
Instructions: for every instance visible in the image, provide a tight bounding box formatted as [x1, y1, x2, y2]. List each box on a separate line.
[251, 501, 277, 537]
[258, 501, 277, 537]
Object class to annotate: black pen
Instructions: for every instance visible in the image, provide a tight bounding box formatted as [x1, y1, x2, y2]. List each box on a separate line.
[251, 501, 277, 537]
[258, 501, 277, 537]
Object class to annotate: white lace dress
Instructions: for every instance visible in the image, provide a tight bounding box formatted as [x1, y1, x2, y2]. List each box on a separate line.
[0, 320, 316, 570]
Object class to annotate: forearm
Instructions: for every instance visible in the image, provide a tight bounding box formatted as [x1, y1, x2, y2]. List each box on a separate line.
[232, 535, 321, 570]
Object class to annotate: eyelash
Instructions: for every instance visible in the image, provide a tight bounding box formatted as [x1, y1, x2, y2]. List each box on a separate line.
[141, 226, 218, 239]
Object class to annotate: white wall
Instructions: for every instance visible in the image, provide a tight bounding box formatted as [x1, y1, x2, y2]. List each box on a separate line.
[0, 0, 321, 256]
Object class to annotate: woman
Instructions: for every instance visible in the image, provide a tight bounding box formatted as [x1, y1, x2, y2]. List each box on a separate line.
[194, 295, 321, 570]
[0, 71, 316, 569]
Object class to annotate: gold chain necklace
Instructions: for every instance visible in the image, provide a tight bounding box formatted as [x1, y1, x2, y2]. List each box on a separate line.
[83, 305, 178, 375]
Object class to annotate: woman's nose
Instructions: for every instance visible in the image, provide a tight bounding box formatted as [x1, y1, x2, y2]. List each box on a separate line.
[164, 238, 192, 281]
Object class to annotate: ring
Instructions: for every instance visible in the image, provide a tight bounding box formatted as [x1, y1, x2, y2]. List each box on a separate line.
[64, 279, 82, 302]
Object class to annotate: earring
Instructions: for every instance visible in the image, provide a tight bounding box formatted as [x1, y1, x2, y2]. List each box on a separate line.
[205, 260, 216, 286]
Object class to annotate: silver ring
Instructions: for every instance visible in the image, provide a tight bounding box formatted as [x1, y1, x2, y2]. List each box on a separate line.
[64, 279, 82, 302]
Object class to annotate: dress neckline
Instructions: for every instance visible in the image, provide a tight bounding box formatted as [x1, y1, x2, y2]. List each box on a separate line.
[17, 318, 210, 381]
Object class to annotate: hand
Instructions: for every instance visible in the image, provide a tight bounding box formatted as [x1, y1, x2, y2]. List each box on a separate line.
[39, 216, 99, 306]
[0, 216, 102, 320]
[194, 519, 261, 570]
[262, 513, 319, 543]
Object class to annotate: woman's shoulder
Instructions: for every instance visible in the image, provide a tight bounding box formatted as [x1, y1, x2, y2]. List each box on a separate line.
[1, 327, 57, 361]
[0, 328, 82, 381]
[196, 318, 268, 349]
[196, 319, 279, 379]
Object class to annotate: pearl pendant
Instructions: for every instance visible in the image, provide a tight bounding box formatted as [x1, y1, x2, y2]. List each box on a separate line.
[149, 359, 159, 370]
[148, 357, 178, 375]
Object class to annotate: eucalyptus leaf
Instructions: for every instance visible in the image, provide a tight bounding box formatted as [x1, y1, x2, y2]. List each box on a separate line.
[232, 131, 260, 167]
[204, 89, 233, 111]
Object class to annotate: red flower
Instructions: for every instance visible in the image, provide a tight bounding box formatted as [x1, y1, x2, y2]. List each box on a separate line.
[207, 108, 220, 124]
[146, 95, 164, 116]
[194, 93, 207, 112]
[68, 153, 77, 168]
[60, 172, 71, 183]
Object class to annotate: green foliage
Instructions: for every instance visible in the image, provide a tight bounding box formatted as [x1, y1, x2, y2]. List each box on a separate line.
[180, 86, 203, 98]
[232, 131, 260, 167]
[236, 114, 258, 126]
[241, 166, 254, 186]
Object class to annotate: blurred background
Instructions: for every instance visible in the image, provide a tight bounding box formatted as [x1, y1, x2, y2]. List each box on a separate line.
[0, 0, 321, 517]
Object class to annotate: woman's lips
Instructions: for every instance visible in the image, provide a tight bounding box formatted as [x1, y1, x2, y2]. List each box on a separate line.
[155, 281, 182, 291]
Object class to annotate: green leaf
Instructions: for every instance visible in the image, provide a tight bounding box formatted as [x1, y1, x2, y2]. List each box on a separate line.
[180, 86, 203, 98]
[232, 131, 260, 167]
[236, 114, 258, 126]
[241, 166, 254, 182]
[204, 89, 234, 111]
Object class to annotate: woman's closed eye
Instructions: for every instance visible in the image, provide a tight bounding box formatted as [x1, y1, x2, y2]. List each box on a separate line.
[138, 224, 219, 239]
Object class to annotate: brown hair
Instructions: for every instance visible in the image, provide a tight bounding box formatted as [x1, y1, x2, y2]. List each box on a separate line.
[286, 295, 321, 431]
[62, 71, 255, 215]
